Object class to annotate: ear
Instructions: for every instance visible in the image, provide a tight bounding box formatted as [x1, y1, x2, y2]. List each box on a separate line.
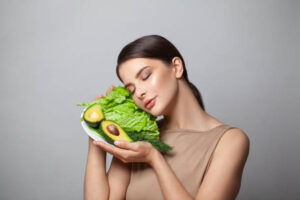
[171, 57, 184, 79]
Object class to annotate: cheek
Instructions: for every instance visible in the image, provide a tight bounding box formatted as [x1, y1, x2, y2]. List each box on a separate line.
[151, 72, 172, 92]
[153, 72, 177, 96]
[151, 72, 178, 114]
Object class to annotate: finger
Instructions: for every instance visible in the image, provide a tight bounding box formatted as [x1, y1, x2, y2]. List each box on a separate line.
[93, 94, 105, 100]
[114, 140, 139, 151]
[106, 85, 114, 95]
[93, 140, 125, 155]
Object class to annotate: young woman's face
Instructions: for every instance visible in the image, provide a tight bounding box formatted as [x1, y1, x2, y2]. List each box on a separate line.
[118, 58, 179, 116]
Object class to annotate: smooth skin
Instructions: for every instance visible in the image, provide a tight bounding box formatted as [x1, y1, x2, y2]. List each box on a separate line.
[84, 57, 250, 200]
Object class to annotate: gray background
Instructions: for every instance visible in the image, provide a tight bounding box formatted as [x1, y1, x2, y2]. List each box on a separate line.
[1, 0, 299, 199]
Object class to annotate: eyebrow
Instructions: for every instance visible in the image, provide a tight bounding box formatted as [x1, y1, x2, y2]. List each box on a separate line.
[124, 66, 150, 88]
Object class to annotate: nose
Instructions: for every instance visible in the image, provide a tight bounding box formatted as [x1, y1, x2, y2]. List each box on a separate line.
[135, 87, 146, 99]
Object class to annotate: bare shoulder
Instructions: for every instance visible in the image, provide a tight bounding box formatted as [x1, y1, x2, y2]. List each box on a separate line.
[215, 128, 250, 160]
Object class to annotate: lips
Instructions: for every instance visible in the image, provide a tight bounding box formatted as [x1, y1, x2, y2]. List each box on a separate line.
[145, 97, 156, 109]
[144, 97, 156, 108]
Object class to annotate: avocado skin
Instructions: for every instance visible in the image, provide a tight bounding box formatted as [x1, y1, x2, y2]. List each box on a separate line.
[85, 121, 100, 129]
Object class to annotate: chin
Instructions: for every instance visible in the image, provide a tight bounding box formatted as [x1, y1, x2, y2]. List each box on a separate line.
[148, 105, 165, 117]
[144, 108, 159, 117]
[150, 111, 161, 117]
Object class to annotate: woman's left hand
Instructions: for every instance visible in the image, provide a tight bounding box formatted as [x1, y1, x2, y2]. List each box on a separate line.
[93, 140, 158, 165]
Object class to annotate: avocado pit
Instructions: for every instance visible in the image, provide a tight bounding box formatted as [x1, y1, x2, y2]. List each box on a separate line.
[107, 124, 119, 136]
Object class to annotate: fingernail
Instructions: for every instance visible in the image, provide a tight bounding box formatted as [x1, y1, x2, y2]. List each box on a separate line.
[93, 141, 98, 145]
[114, 141, 120, 145]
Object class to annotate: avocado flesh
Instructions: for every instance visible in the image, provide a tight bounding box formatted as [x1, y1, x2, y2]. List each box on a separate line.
[83, 104, 104, 128]
[100, 120, 133, 144]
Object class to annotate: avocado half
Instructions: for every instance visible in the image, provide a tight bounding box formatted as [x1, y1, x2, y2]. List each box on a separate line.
[83, 104, 104, 128]
[100, 120, 133, 144]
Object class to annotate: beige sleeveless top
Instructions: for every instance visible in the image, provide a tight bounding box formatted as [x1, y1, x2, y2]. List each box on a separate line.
[126, 124, 238, 200]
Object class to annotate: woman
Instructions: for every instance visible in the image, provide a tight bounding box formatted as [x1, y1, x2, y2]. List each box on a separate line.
[84, 35, 250, 200]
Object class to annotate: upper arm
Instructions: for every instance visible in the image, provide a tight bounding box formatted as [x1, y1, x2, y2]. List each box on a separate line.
[107, 156, 132, 200]
[195, 128, 250, 200]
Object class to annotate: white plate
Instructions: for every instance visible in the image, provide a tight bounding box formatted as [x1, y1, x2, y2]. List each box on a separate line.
[80, 108, 114, 146]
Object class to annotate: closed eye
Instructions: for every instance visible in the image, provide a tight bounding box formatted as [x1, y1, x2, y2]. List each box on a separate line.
[142, 72, 151, 80]
[130, 88, 135, 94]
[129, 72, 151, 95]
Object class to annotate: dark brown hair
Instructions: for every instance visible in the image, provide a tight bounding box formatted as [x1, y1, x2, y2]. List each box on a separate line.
[115, 34, 205, 111]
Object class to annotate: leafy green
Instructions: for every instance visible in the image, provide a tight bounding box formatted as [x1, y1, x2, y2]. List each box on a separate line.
[77, 86, 173, 152]
[126, 131, 172, 152]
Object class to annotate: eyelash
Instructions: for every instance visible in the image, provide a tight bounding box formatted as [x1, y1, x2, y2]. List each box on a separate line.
[130, 72, 151, 94]
[142, 72, 151, 80]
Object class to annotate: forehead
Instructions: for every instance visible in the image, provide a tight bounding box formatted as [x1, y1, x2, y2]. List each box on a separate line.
[118, 58, 165, 83]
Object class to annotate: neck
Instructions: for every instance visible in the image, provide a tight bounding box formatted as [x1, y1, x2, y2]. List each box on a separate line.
[161, 80, 222, 131]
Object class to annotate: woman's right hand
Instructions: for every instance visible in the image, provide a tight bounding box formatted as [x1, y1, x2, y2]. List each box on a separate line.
[93, 85, 114, 100]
